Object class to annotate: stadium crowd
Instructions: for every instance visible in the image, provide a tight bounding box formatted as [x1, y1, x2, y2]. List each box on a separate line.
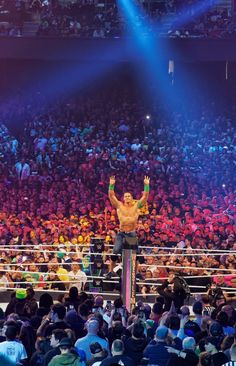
[0, 82, 235, 294]
[0, 0, 235, 38]
[0, 286, 235, 365]
[0, 29, 235, 365]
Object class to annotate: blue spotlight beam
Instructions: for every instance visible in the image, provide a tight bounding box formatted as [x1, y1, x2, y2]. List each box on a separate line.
[118, 0, 214, 112]
[120, 0, 219, 36]
[170, 0, 220, 30]
[118, 0, 178, 105]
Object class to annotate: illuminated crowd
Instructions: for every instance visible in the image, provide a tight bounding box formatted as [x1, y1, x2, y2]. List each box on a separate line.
[0, 60, 234, 366]
[0, 84, 235, 293]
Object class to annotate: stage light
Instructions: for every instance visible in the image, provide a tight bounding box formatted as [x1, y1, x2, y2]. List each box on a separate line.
[146, 115, 150, 120]
[168, 60, 174, 74]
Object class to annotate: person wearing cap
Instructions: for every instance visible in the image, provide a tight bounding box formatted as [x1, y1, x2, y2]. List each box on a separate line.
[143, 326, 170, 366]
[87, 342, 107, 366]
[48, 337, 82, 366]
[5, 289, 28, 318]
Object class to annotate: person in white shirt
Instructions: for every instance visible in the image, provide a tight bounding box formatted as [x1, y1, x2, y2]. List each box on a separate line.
[68, 263, 87, 292]
[0, 325, 27, 364]
[131, 139, 141, 151]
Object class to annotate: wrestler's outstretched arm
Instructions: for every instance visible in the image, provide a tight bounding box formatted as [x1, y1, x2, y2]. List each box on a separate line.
[108, 176, 121, 208]
[138, 176, 150, 208]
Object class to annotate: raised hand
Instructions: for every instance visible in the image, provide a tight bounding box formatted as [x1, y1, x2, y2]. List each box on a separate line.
[109, 176, 116, 185]
[168, 301, 176, 315]
[144, 176, 150, 185]
[179, 314, 189, 329]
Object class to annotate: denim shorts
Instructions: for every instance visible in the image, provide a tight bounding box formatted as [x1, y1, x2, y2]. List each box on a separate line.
[113, 231, 138, 254]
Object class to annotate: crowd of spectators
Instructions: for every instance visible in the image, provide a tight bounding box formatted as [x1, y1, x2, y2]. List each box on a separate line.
[35, 0, 121, 38]
[0, 0, 235, 38]
[0, 41, 234, 365]
[0, 286, 235, 365]
[168, 7, 235, 39]
[0, 80, 235, 295]
[0, 0, 27, 36]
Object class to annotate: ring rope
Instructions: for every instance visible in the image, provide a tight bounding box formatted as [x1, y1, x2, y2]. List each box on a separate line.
[136, 253, 235, 257]
[2, 243, 236, 253]
[137, 282, 236, 290]
[140, 264, 236, 272]
[139, 246, 236, 253]
[0, 287, 211, 296]
[2, 278, 234, 290]
[0, 280, 118, 285]
[0, 247, 234, 258]
[1, 282, 235, 291]
[1, 265, 236, 274]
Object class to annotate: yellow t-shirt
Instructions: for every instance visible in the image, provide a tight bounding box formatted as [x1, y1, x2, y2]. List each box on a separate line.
[57, 268, 69, 282]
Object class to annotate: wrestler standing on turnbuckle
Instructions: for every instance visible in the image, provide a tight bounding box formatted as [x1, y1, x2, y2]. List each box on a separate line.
[108, 176, 150, 259]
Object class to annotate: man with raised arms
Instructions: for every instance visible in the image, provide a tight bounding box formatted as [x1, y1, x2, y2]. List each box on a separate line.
[108, 175, 150, 254]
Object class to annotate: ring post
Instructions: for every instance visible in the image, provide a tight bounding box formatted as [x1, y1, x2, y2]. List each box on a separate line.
[122, 238, 138, 313]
